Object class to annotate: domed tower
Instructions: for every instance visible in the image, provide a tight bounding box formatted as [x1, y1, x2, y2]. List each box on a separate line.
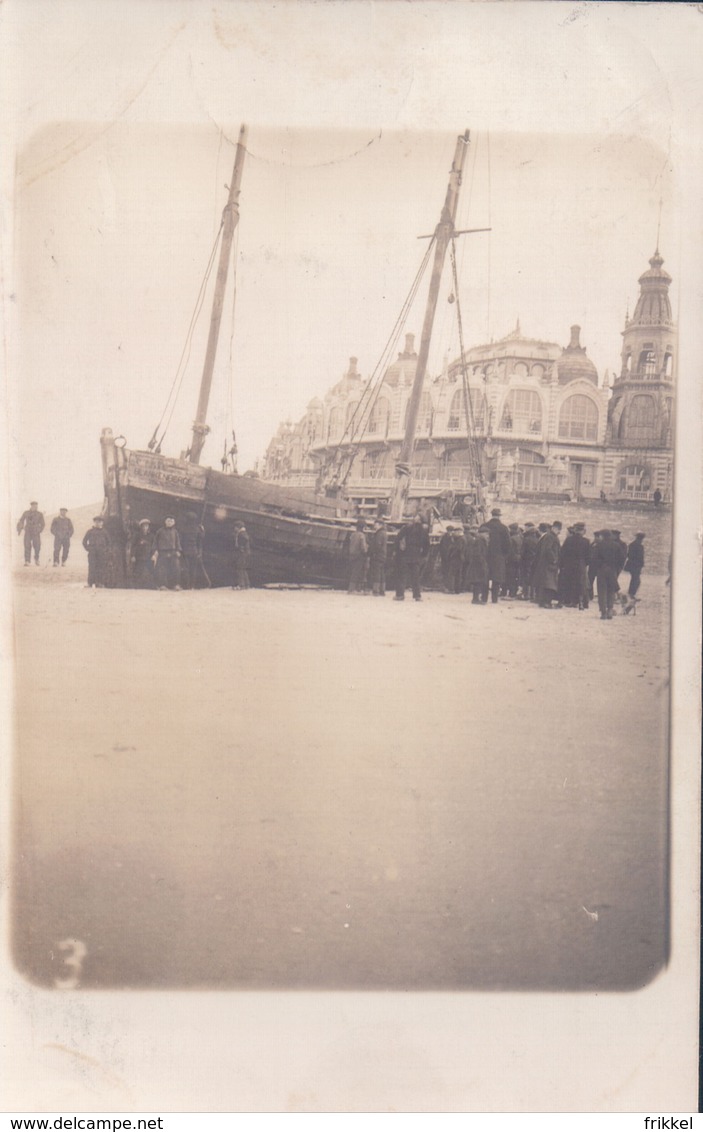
[604, 249, 676, 501]
[556, 325, 599, 386]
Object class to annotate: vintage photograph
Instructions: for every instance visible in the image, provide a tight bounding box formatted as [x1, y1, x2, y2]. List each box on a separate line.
[2, 0, 700, 1115]
[10, 123, 674, 991]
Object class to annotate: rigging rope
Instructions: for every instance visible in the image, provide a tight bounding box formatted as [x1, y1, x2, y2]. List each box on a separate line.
[450, 236, 483, 487]
[324, 235, 436, 488]
[148, 218, 225, 452]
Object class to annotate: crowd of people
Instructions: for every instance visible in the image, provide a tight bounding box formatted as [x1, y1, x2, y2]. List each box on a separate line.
[17, 500, 648, 618]
[15, 504, 252, 592]
[348, 507, 648, 620]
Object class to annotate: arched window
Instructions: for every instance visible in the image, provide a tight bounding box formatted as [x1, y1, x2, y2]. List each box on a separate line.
[531, 363, 545, 380]
[367, 396, 390, 436]
[327, 405, 343, 441]
[619, 464, 651, 493]
[627, 394, 657, 441]
[513, 362, 528, 378]
[664, 351, 673, 377]
[558, 394, 599, 441]
[447, 389, 466, 431]
[499, 390, 542, 434]
[404, 391, 433, 434]
[638, 348, 657, 377]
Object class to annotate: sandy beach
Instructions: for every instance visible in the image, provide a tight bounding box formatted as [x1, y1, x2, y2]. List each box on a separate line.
[10, 506, 671, 993]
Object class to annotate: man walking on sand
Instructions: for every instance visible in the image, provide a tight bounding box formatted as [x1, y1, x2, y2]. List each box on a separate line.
[17, 501, 45, 566]
[50, 508, 74, 566]
[623, 532, 646, 613]
[591, 529, 621, 620]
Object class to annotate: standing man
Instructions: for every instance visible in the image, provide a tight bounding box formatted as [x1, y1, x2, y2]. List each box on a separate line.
[368, 518, 388, 596]
[50, 508, 74, 566]
[447, 526, 467, 594]
[17, 501, 45, 566]
[533, 521, 562, 608]
[558, 521, 590, 608]
[232, 521, 252, 590]
[485, 507, 511, 603]
[623, 532, 646, 612]
[653, 488, 662, 506]
[130, 519, 155, 588]
[180, 511, 205, 589]
[394, 513, 430, 602]
[438, 525, 455, 592]
[591, 529, 621, 620]
[506, 523, 523, 597]
[347, 519, 368, 594]
[82, 516, 110, 588]
[152, 517, 182, 590]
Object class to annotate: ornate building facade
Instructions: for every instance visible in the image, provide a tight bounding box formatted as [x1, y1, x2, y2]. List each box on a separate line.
[262, 251, 675, 508]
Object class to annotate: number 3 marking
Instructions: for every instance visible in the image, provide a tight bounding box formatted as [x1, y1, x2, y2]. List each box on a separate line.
[54, 938, 87, 989]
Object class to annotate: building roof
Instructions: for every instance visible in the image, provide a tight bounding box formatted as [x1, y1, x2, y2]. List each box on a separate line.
[556, 325, 598, 386]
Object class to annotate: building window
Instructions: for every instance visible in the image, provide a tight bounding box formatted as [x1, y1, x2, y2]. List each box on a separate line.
[531, 364, 545, 380]
[627, 394, 657, 441]
[447, 389, 465, 431]
[664, 351, 673, 377]
[619, 464, 651, 493]
[513, 362, 528, 378]
[367, 396, 390, 436]
[558, 394, 598, 440]
[581, 464, 595, 487]
[638, 347, 657, 377]
[499, 390, 542, 434]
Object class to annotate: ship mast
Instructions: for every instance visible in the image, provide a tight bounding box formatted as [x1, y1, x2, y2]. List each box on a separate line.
[390, 130, 470, 521]
[189, 124, 248, 466]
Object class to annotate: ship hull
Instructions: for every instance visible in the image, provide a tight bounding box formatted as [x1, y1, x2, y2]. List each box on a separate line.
[101, 434, 381, 588]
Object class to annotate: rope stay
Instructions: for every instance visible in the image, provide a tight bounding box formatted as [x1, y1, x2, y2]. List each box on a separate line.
[148, 217, 225, 453]
[449, 236, 483, 489]
[322, 235, 436, 490]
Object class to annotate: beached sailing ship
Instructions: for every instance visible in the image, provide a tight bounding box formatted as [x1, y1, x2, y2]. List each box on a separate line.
[100, 127, 481, 586]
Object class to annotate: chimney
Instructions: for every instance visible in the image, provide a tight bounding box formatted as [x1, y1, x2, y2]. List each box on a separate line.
[404, 333, 415, 355]
[569, 325, 582, 350]
[348, 356, 358, 376]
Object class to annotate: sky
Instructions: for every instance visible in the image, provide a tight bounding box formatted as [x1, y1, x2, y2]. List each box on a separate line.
[10, 121, 677, 514]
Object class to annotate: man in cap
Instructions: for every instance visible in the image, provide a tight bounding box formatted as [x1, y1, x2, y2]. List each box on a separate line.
[438, 525, 455, 592]
[130, 519, 155, 588]
[506, 522, 523, 597]
[180, 511, 205, 589]
[368, 518, 388, 596]
[394, 513, 430, 601]
[50, 508, 74, 566]
[232, 521, 252, 590]
[347, 518, 368, 594]
[590, 529, 622, 619]
[485, 507, 511, 603]
[520, 523, 540, 601]
[82, 515, 110, 588]
[623, 532, 646, 612]
[152, 517, 182, 590]
[17, 501, 45, 566]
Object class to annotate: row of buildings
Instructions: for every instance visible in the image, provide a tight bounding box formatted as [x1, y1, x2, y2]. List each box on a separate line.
[262, 249, 676, 510]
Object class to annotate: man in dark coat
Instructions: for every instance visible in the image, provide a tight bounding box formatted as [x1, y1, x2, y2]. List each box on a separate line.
[485, 507, 511, 603]
[438, 525, 455, 592]
[17, 501, 45, 566]
[591, 529, 622, 619]
[130, 519, 155, 588]
[558, 521, 591, 608]
[153, 517, 182, 590]
[533, 521, 562, 608]
[623, 532, 646, 610]
[506, 523, 523, 597]
[520, 523, 540, 600]
[82, 516, 110, 588]
[232, 521, 252, 590]
[368, 519, 388, 596]
[394, 514, 430, 601]
[466, 526, 489, 603]
[348, 519, 368, 594]
[180, 511, 205, 589]
[447, 526, 467, 594]
[50, 508, 74, 566]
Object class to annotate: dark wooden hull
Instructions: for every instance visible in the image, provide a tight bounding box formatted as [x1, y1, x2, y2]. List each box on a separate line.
[101, 438, 389, 588]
